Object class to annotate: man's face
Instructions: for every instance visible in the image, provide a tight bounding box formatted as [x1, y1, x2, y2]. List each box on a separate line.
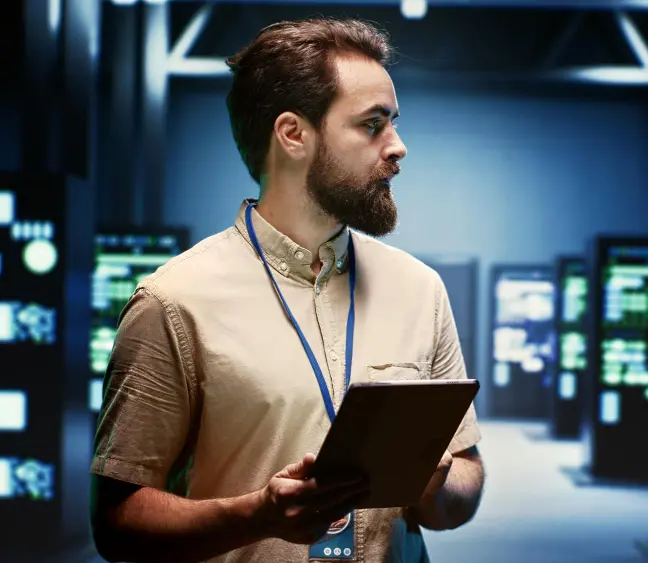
[305, 54, 407, 237]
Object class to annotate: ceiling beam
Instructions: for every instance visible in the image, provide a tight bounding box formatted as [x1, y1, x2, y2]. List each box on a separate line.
[107, 0, 648, 10]
[157, 1, 648, 85]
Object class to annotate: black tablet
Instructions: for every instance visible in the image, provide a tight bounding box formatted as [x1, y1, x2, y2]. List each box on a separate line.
[311, 379, 480, 509]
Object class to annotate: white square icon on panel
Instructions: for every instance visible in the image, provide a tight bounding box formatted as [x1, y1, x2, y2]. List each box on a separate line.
[89, 379, 103, 413]
[0, 303, 14, 341]
[0, 459, 11, 497]
[600, 390, 620, 425]
[0, 391, 27, 431]
[0, 192, 14, 225]
[559, 372, 577, 400]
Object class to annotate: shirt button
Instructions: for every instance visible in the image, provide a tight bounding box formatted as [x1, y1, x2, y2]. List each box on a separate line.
[315, 285, 321, 295]
[295, 250, 304, 260]
[330, 350, 338, 361]
[279, 261, 287, 271]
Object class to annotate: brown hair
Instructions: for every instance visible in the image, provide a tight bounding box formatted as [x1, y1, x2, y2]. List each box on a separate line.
[225, 18, 394, 184]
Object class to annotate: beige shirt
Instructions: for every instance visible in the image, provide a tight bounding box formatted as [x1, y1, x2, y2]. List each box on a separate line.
[92, 199, 481, 563]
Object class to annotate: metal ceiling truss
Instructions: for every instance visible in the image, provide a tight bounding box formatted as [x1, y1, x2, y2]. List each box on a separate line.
[165, 2, 648, 85]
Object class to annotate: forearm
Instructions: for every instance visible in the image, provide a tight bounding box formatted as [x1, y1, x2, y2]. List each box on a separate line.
[413, 456, 484, 531]
[96, 486, 268, 563]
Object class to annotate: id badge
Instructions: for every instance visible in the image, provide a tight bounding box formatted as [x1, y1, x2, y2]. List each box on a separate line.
[309, 511, 355, 560]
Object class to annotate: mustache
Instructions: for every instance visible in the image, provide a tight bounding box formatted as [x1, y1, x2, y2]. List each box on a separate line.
[378, 162, 401, 178]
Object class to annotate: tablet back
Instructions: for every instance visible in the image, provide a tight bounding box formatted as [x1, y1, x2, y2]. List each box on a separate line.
[312, 379, 479, 509]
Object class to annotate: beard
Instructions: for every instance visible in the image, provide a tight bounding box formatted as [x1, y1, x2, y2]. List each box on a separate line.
[305, 136, 399, 237]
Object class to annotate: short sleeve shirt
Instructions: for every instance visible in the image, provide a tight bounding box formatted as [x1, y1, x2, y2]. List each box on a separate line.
[91, 199, 481, 563]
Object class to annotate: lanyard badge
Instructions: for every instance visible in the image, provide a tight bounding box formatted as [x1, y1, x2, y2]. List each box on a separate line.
[244, 202, 356, 423]
[309, 511, 356, 560]
[245, 203, 357, 560]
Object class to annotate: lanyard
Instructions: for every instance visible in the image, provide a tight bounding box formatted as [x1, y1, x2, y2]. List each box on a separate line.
[245, 203, 356, 423]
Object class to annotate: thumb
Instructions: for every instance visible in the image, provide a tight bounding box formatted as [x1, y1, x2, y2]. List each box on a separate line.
[439, 450, 453, 473]
[278, 453, 316, 480]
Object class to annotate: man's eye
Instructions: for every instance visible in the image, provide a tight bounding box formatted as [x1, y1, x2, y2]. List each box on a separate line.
[364, 119, 398, 135]
[365, 119, 382, 133]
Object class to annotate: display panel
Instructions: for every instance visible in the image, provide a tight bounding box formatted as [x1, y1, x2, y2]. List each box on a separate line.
[89, 229, 189, 411]
[584, 238, 648, 480]
[0, 175, 67, 550]
[489, 265, 557, 419]
[551, 257, 588, 438]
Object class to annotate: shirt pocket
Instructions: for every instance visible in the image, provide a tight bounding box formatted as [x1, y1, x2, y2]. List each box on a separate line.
[367, 362, 432, 382]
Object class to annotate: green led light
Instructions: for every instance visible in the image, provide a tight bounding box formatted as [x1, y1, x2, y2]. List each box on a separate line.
[610, 265, 648, 277]
[602, 373, 622, 386]
[98, 254, 171, 266]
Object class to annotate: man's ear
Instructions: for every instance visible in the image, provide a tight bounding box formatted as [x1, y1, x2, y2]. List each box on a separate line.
[273, 112, 316, 163]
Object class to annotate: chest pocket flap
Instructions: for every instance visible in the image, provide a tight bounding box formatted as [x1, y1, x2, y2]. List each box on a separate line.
[367, 362, 432, 382]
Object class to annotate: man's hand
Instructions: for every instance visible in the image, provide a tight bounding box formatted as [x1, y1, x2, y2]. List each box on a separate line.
[425, 450, 453, 496]
[255, 453, 369, 545]
[412, 446, 484, 531]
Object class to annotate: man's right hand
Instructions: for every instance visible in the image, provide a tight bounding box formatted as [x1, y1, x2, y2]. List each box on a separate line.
[255, 453, 370, 545]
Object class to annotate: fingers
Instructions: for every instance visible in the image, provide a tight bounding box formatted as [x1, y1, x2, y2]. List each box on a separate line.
[264, 456, 371, 546]
[285, 481, 370, 522]
[277, 453, 316, 480]
[439, 451, 453, 478]
[309, 485, 370, 516]
[311, 477, 368, 506]
[309, 488, 370, 529]
[440, 450, 453, 467]
[277, 475, 366, 511]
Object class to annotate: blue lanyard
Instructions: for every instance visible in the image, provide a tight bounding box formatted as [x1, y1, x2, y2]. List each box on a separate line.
[245, 203, 356, 423]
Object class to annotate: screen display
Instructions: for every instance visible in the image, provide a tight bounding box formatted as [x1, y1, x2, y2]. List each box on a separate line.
[90, 231, 188, 410]
[600, 245, 648, 397]
[585, 239, 648, 480]
[557, 261, 588, 401]
[493, 274, 556, 386]
[0, 193, 59, 349]
[0, 180, 66, 508]
[490, 266, 557, 418]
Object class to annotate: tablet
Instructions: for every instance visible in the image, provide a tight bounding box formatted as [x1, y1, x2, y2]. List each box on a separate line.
[311, 379, 480, 509]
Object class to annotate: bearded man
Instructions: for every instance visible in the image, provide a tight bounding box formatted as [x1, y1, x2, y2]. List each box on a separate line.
[90, 17, 484, 563]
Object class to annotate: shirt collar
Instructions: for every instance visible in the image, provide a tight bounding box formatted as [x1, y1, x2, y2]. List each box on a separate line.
[235, 198, 350, 284]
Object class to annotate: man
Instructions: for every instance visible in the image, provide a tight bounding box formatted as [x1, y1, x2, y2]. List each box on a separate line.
[90, 17, 484, 563]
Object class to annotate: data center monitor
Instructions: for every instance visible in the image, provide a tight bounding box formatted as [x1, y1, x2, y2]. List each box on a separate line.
[584, 237, 648, 480]
[490, 265, 557, 419]
[0, 174, 73, 551]
[89, 229, 189, 413]
[551, 256, 588, 438]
